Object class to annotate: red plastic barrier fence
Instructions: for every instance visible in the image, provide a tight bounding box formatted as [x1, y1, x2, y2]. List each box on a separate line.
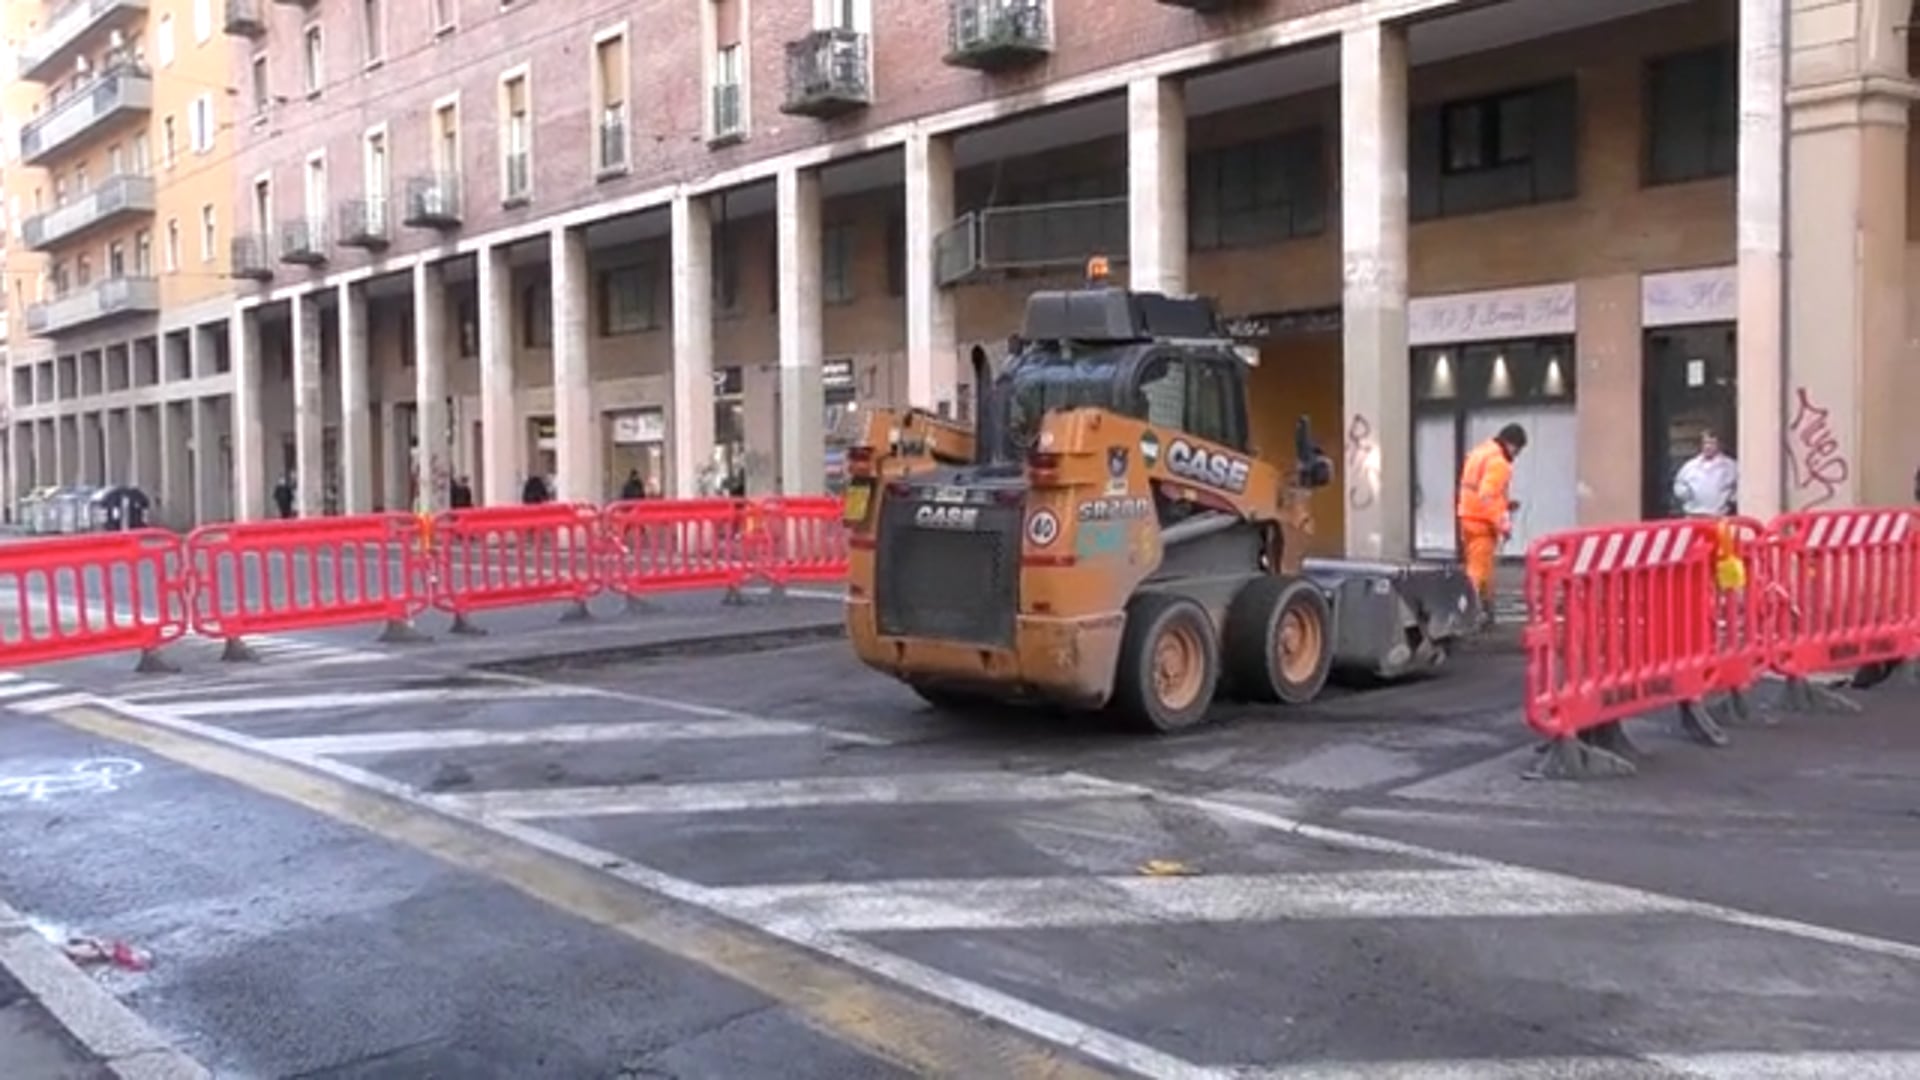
[187, 514, 429, 643]
[0, 529, 187, 667]
[1761, 508, 1919, 680]
[1523, 519, 1757, 740]
[431, 503, 603, 617]
[601, 498, 752, 597]
[757, 496, 850, 587]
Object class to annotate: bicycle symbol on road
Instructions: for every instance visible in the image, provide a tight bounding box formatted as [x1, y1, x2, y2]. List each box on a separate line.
[0, 759, 143, 802]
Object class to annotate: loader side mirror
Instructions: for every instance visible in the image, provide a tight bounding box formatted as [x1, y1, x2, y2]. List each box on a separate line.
[1293, 416, 1334, 488]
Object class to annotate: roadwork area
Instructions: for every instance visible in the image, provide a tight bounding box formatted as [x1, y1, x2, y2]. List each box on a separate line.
[1, 609, 1918, 1079]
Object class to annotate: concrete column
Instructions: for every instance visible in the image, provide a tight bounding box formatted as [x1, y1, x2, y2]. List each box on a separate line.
[103, 408, 130, 486]
[1781, 0, 1914, 508]
[413, 260, 452, 512]
[1126, 76, 1188, 295]
[477, 243, 517, 506]
[1735, 0, 1786, 519]
[292, 293, 325, 516]
[670, 193, 717, 498]
[550, 225, 596, 503]
[904, 133, 960, 414]
[1339, 21, 1412, 560]
[338, 281, 373, 514]
[231, 307, 267, 520]
[776, 165, 825, 495]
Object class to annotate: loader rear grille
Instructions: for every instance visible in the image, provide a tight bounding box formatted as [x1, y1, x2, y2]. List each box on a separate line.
[874, 498, 1020, 648]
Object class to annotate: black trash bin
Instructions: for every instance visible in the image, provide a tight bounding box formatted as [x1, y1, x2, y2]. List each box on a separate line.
[90, 486, 152, 532]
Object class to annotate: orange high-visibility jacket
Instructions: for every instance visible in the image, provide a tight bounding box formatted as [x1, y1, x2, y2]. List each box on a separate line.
[1457, 438, 1514, 528]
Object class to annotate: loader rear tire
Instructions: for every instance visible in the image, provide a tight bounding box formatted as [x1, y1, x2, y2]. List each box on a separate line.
[1224, 576, 1333, 705]
[1111, 593, 1219, 733]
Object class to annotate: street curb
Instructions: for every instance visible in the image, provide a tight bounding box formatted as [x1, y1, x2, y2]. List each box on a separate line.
[0, 898, 210, 1080]
[471, 618, 847, 675]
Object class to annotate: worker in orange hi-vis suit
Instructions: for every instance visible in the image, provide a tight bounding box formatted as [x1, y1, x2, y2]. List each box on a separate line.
[1456, 423, 1529, 629]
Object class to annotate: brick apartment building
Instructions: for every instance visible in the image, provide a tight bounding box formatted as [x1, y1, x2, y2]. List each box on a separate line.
[2, 0, 1913, 560]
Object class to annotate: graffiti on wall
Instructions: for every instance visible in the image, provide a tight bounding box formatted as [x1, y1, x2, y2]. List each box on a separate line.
[1786, 386, 1850, 510]
[1346, 413, 1380, 511]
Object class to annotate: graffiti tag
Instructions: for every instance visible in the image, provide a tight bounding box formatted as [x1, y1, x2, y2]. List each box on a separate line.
[1346, 413, 1380, 510]
[0, 759, 143, 802]
[1786, 387, 1849, 509]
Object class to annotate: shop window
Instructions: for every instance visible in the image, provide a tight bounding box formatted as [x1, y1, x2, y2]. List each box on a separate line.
[1189, 128, 1326, 250]
[1411, 80, 1577, 221]
[456, 295, 478, 358]
[521, 281, 551, 348]
[1645, 44, 1736, 186]
[600, 264, 659, 335]
[711, 224, 741, 315]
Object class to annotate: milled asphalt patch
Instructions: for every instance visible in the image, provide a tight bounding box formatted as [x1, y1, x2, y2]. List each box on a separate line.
[0, 898, 209, 1080]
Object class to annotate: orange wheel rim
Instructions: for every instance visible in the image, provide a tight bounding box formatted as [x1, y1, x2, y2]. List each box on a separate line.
[1277, 606, 1322, 685]
[1152, 621, 1206, 711]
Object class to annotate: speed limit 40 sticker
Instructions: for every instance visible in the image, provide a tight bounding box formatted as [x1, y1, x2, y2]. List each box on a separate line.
[1025, 509, 1060, 547]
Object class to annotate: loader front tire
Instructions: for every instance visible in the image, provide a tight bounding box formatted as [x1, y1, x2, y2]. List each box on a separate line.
[1224, 576, 1333, 705]
[1112, 593, 1220, 733]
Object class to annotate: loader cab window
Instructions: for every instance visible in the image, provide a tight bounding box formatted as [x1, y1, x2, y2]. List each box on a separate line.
[1134, 353, 1247, 451]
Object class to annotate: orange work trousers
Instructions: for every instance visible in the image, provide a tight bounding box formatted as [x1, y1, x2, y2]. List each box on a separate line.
[1460, 519, 1500, 603]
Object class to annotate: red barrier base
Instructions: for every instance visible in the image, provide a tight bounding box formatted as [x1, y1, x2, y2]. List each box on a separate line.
[1526, 723, 1642, 781]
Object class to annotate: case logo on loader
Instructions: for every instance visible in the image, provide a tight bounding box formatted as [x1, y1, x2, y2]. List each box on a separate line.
[915, 504, 980, 530]
[1166, 438, 1251, 494]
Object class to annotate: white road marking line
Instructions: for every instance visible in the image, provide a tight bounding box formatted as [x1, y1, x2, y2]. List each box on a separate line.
[1230, 1052, 1920, 1079]
[9, 693, 91, 715]
[702, 868, 1683, 933]
[148, 685, 604, 717]
[479, 670, 894, 747]
[1164, 787, 1920, 965]
[265, 718, 821, 757]
[0, 672, 22, 683]
[0, 681, 61, 700]
[430, 771, 1145, 820]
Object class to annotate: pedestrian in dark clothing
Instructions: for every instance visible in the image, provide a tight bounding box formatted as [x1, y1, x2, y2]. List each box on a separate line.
[273, 476, 295, 519]
[450, 476, 475, 509]
[521, 475, 550, 505]
[619, 470, 646, 501]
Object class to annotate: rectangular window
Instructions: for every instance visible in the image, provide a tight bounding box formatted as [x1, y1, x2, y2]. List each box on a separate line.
[200, 204, 216, 262]
[1188, 128, 1326, 251]
[131, 133, 149, 173]
[361, 0, 384, 65]
[251, 178, 271, 236]
[1645, 44, 1737, 185]
[432, 0, 456, 33]
[189, 95, 214, 153]
[364, 129, 388, 219]
[304, 156, 327, 223]
[192, 0, 211, 42]
[133, 229, 152, 276]
[1410, 79, 1577, 221]
[303, 25, 324, 95]
[432, 101, 459, 174]
[712, 43, 744, 139]
[501, 73, 531, 202]
[250, 54, 269, 115]
[108, 241, 126, 279]
[157, 14, 175, 67]
[165, 218, 180, 271]
[600, 265, 659, 334]
[822, 221, 854, 304]
[595, 34, 628, 173]
[522, 281, 552, 347]
[162, 117, 177, 166]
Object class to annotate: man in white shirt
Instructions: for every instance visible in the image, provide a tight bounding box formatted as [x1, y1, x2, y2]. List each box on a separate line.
[1672, 431, 1738, 517]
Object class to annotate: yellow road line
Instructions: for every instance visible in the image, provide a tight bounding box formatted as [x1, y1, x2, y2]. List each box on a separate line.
[50, 703, 1114, 1080]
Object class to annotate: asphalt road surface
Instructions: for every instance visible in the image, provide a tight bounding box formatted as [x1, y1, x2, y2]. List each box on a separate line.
[1, 607, 1917, 1079]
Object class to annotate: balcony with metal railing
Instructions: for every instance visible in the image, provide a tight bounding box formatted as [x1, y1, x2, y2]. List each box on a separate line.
[17, 0, 149, 83]
[598, 107, 629, 177]
[782, 28, 870, 119]
[404, 173, 461, 229]
[19, 64, 153, 165]
[278, 217, 327, 265]
[933, 197, 1128, 286]
[25, 276, 159, 336]
[503, 151, 531, 205]
[945, 0, 1051, 71]
[223, 0, 265, 36]
[231, 234, 274, 280]
[711, 82, 745, 144]
[337, 197, 390, 250]
[19, 173, 155, 252]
